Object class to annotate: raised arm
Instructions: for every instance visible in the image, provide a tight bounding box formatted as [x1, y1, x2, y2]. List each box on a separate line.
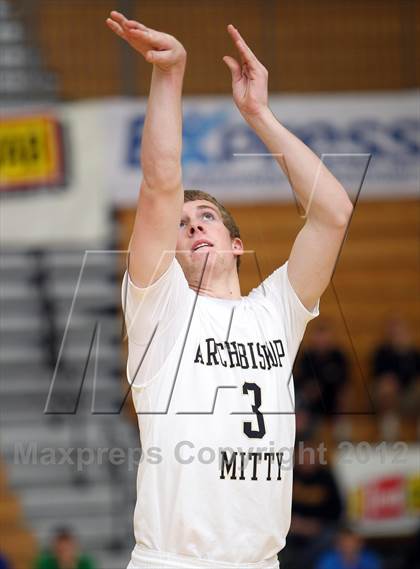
[107, 11, 186, 287]
[224, 25, 353, 311]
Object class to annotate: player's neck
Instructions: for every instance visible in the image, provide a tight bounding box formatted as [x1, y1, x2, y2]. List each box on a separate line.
[188, 269, 241, 300]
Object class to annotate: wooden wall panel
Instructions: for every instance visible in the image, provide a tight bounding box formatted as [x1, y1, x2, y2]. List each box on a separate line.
[31, 0, 419, 98]
[35, 0, 120, 99]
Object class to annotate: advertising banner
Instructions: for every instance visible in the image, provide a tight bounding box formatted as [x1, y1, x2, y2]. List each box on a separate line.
[334, 444, 420, 537]
[1, 92, 417, 246]
[0, 113, 65, 193]
[102, 91, 419, 206]
[0, 102, 109, 246]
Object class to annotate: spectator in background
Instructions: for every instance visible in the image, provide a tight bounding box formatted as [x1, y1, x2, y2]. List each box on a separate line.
[0, 552, 12, 569]
[295, 404, 318, 443]
[281, 442, 343, 569]
[34, 527, 95, 569]
[401, 527, 420, 569]
[295, 319, 349, 417]
[373, 315, 419, 389]
[316, 525, 381, 569]
[371, 315, 419, 417]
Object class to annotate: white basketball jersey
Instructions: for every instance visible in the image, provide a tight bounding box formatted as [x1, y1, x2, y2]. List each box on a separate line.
[122, 258, 319, 568]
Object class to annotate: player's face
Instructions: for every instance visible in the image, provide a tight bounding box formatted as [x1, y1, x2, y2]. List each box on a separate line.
[175, 200, 243, 279]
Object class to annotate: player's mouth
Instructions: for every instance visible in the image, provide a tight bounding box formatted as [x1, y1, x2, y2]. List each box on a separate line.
[192, 239, 213, 252]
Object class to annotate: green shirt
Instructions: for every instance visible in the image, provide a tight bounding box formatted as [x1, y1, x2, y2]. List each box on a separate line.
[34, 552, 95, 569]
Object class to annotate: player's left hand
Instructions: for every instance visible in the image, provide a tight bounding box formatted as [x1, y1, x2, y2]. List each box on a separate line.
[223, 25, 268, 119]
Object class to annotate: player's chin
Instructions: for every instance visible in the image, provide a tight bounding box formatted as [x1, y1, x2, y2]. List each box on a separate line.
[191, 247, 215, 260]
[192, 251, 220, 274]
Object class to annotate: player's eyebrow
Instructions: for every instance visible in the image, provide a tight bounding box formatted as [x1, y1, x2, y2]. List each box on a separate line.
[196, 205, 220, 216]
[180, 204, 221, 223]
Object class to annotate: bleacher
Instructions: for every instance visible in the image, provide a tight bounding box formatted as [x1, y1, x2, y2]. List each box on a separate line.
[0, 248, 137, 567]
[0, 0, 56, 103]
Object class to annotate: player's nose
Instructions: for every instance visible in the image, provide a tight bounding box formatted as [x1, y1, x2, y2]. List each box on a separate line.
[188, 223, 204, 236]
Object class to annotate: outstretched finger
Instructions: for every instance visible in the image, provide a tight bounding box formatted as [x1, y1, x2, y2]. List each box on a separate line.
[109, 10, 129, 26]
[122, 19, 148, 31]
[227, 24, 259, 67]
[110, 11, 148, 33]
[106, 17, 126, 39]
[126, 27, 171, 50]
[223, 55, 242, 83]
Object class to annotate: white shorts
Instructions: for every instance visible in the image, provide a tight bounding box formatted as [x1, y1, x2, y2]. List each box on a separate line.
[127, 545, 280, 569]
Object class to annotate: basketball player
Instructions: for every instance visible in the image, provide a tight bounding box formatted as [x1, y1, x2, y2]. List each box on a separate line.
[106, 10, 353, 569]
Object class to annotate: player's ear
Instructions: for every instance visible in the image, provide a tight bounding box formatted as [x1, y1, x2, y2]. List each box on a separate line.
[232, 237, 244, 256]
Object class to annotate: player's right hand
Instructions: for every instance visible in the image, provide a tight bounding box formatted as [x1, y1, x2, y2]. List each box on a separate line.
[106, 11, 186, 72]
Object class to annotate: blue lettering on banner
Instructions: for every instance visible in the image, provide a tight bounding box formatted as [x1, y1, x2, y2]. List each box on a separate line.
[221, 123, 268, 160]
[182, 110, 228, 165]
[289, 121, 341, 150]
[127, 116, 145, 167]
[389, 118, 419, 157]
[126, 111, 227, 167]
[125, 111, 419, 169]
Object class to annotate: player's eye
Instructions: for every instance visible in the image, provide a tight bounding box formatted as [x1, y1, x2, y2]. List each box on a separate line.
[202, 211, 215, 221]
[179, 219, 186, 228]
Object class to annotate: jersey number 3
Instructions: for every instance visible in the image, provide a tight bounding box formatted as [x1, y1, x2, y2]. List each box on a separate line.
[242, 382, 266, 439]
